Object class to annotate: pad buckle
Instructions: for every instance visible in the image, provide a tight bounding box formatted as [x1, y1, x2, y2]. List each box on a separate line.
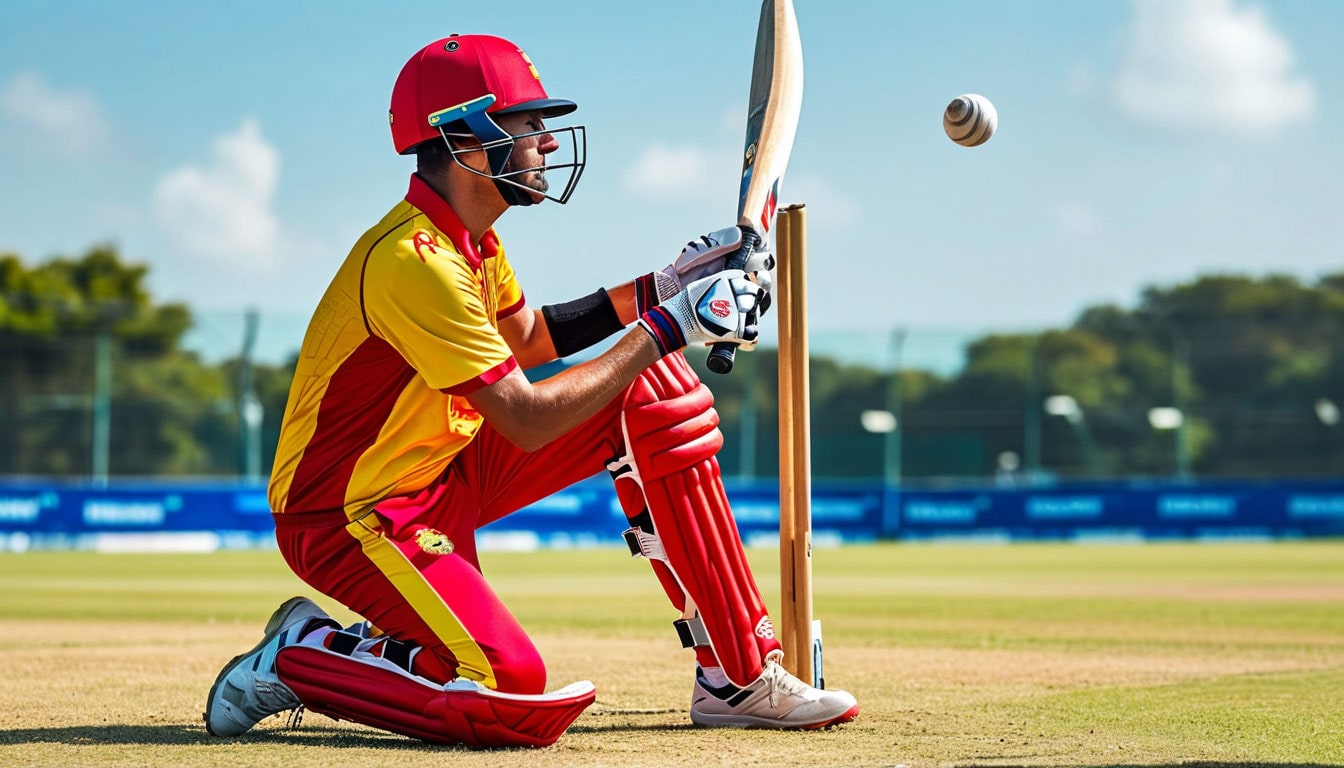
[673, 615, 712, 649]
[622, 526, 667, 562]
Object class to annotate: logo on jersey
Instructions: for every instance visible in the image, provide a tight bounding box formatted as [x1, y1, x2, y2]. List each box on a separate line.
[415, 528, 455, 556]
[710, 298, 732, 319]
[412, 231, 439, 261]
[754, 616, 776, 640]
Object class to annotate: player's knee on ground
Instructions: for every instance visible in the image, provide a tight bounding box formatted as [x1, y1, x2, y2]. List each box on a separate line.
[410, 639, 547, 695]
[482, 643, 546, 695]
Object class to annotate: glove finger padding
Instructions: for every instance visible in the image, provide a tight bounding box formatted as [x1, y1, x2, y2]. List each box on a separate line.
[743, 249, 774, 275]
[665, 226, 745, 290]
[744, 249, 774, 315]
[638, 227, 772, 316]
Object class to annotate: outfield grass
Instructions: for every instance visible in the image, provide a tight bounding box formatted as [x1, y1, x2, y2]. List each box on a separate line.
[1, 542, 1342, 767]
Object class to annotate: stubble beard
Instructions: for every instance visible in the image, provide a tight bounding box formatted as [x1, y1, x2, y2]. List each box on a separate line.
[505, 156, 550, 194]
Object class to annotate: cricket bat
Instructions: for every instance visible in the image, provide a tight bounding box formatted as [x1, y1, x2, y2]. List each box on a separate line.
[705, 0, 804, 375]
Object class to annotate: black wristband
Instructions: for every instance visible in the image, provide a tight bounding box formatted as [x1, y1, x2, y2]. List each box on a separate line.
[542, 288, 625, 358]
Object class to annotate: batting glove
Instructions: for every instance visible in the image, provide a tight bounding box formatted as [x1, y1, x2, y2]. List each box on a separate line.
[638, 269, 765, 357]
[636, 226, 775, 314]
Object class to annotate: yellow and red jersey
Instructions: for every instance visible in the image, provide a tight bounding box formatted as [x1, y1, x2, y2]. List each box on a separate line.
[269, 174, 526, 519]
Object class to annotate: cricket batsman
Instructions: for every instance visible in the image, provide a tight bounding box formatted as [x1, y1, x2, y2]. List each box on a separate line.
[203, 33, 858, 747]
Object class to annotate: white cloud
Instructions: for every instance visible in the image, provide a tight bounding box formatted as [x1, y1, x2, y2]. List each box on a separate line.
[1054, 202, 1104, 240]
[1115, 0, 1314, 135]
[153, 118, 280, 272]
[0, 71, 107, 157]
[625, 144, 715, 195]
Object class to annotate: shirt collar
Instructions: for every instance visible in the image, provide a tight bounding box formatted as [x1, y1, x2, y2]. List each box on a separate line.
[404, 174, 502, 268]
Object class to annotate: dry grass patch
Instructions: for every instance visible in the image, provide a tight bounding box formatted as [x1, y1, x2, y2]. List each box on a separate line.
[2, 543, 1342, 767]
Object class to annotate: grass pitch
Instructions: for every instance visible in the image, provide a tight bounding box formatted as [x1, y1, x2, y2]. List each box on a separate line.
[1, 542, 1342, 767]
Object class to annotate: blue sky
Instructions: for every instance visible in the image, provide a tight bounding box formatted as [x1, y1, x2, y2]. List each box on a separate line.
[2, 1, 1340, 368]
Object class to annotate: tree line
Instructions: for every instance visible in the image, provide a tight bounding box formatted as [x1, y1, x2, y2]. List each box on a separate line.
[3, 245, 1342, 482]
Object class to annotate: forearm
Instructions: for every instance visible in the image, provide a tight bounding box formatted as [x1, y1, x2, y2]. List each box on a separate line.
[518, 224, 752, 362]
[481, 265, 763, 450]
[514, 276, 651, 365]
[606, 281, 640, 325]
[535, 284, 639, 360]
[512, 309, 560, 369]
[473, 328, 662, 452]
[535, 329, 660, 432]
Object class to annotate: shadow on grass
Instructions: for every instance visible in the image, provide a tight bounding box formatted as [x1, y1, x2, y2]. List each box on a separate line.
[566, 722, 695, 735]
[0, 724, 431, 750]
[0, 718, 693, 751]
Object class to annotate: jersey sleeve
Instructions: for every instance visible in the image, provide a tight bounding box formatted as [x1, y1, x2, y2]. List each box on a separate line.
[364, 234, 517, 394]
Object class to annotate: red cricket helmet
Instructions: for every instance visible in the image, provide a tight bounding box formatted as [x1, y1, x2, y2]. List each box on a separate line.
[389, 34, 577, 155]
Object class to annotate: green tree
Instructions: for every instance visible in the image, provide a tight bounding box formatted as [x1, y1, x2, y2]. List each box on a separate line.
[0, 246, 234, 477]
[1080, 273, 1344, 477]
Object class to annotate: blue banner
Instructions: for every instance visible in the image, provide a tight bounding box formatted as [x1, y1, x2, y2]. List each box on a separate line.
[892, 480, 1344, 540]
[0, 477, 1341, 552]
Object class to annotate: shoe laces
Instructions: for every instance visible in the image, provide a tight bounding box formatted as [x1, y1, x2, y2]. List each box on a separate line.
[285, 705, 305, 730]
[761, 662, 810, 709]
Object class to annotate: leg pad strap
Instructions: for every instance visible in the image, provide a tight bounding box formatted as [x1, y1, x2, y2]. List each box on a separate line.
[621, 508, 668, 561]
[673, 615, 711, 649]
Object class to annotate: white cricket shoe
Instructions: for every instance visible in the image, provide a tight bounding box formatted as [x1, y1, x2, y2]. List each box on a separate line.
[204, 596, 335, 737]
[689, 661, 859, 729]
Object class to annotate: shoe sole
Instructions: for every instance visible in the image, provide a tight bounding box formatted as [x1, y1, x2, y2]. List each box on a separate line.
[690, 702, 860, 730]
[202, 596, 317, 736]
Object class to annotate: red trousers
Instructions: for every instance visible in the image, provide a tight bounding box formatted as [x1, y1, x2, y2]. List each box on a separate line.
[274, 374, 631, 695]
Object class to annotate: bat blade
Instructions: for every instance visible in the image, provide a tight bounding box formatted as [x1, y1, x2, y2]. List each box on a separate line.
[707, 0, 803, 375]
[737, 0, 803, 245]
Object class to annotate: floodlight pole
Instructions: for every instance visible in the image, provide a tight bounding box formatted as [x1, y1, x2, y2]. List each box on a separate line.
[883, 328, 906, 534]
[91, 325, 112, 488]
[1173, 337, 1191, 480]
[1024, 340, 1041, 478]
[239, 308, 264, 481]
[886, 328, 906, 486]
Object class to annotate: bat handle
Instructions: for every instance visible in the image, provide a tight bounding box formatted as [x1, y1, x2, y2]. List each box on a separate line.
[706, 227, 761, 375]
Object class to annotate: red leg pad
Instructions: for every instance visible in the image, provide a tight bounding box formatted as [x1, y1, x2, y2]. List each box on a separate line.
[615, 353, 781, 686]
[276, 645, 595, 747]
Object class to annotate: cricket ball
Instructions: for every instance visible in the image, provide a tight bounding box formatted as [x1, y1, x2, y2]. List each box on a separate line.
[943, 93, 997, 147]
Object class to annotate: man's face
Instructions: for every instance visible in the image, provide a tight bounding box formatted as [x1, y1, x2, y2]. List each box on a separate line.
[496, 111, 559, 197]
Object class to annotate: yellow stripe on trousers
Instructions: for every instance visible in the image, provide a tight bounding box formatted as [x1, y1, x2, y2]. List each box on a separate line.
[344, 516, 497, 689]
